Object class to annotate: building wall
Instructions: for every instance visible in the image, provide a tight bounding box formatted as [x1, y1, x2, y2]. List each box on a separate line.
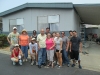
[2, 8, 80, 36]
[72, 9, 81, 35]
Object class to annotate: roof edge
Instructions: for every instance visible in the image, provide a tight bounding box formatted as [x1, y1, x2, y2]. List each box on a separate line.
[0, 3, 73, 17]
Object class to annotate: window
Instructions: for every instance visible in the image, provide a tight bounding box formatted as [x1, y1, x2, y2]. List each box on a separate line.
[9, 18, 24, 32]
[37, 15, 60, 32]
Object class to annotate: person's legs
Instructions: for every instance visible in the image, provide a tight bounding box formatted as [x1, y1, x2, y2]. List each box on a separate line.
[24, 46, 28, 60]
[42, 48, 46, 65]
[38, 48, 43, 68]
[62, 49, 69, 65]
[47, 50, 50, 61]
[50, 50, 54, 67]
[56, 52, 59, 65]
[11, 58, 18, 65]
[21, 46, 25, 61]
[62, 50, 65, 64]
[10, 45, 15, 53]
[78, 54, 82, 69]
[30, 53, 35, 65]
[58, 52, 62, 67]
[36, 53, 38, 65]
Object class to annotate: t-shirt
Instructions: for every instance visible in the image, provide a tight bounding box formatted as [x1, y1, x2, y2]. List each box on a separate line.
[70, 36, 81, 51]
[31, 35, 37, 39]
[19, 35, 29, 46]
[11, 48, 20, 58]
[8, 32, 19, 45]
[62, 36, 69, 50]
[55, 37, 62, 50]
[46, 38, 54, 50]
[68, 35, 73, 41]
[37, 34, 46, 48]
[29, 43, 38, 54]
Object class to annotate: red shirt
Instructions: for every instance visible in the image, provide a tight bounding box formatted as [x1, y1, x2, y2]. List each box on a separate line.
[11, 48, 20, 58]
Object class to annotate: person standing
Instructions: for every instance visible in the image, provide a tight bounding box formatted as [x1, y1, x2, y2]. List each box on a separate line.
[55, 32, 63, 68]
[7, 27, 19, 52]
[61, 31, 70, 67]
[19, 29, 29, 62]
[68, 30, 73, 59]
[29, 38, 38, 66]
[46, 27, 50, 35]
[70, 31, 82, 69]
[37, 29, 47, 68]
[31, 30, 37, 40]
[46, 33, 55, 68]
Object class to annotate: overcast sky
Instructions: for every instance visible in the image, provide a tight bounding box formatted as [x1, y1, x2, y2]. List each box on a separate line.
[0, 0, 100, 13]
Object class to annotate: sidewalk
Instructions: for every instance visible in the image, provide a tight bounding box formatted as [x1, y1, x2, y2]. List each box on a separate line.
[0, 41, 100, 72]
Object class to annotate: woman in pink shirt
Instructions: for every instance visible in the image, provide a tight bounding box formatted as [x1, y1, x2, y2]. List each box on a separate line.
[46, 33, 55, 68]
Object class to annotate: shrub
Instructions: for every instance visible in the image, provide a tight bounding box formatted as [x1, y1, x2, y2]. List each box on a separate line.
[0, 34, 8, 48]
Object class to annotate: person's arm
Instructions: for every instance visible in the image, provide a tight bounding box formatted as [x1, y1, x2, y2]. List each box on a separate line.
[35, 43, 38, 54]
[66, 37, 69, 51]
[7, 33, 11, 45]
[29, 43, 33, 54]
[50, 39, 55, 49]
[70, 38, 72, 52]
[79, 42, 82, 53]
[79, 38, 82, 53]
[37, 35, 40, 50]
[59, 38, 63, 53]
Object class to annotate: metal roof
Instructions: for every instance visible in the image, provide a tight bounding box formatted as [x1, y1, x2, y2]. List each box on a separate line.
[0, 3, 73, 17]
[74, 4, 100, 25]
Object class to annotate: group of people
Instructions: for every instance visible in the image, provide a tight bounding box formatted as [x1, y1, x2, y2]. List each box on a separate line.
[7, 27, 82, 69]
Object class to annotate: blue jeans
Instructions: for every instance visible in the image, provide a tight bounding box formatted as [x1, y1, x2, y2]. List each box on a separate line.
[38, 48, 46, 66]
[21, 46, 28, 58]
[62, 49, 69, 64]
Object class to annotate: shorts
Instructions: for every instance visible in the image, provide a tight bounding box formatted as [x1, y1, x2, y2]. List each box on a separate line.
[71, 50, 79, 60]
[10, 45, 15, 52]
[11, 58, 16, 61]
[56, 50, 62, 53]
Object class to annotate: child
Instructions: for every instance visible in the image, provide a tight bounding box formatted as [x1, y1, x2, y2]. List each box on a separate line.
[29, 38, 38, 65]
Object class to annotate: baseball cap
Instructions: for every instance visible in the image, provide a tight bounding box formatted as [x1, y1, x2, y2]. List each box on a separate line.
[13, 27, 17, 30]
[31, 38, 35, 40]
[15, 44, 19, 47]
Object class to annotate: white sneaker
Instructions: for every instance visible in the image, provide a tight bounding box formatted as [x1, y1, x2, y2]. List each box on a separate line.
[31, 61, 34, 66]
[26, 59, 28, 62]
[13, 61, 16, 65]
[36, 62, 38, 65]
[23, 59, 25, 62]
[19, 60, 22, 66]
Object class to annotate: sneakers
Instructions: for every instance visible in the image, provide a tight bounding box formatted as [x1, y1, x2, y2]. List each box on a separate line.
[23, 59, 25, 62]
[31, 61, 34, 66]
[72, 64, 75, 67]
[57, 65, 62, 69]
[67, 64, 70, 67]
[36, 62, 38, 66]
[19, 60, 22, 66]
[26, 59, 28, 62]
[13, 61, 16, 65]
[79, 65, 82, 69]
[38, 65, 41, 69]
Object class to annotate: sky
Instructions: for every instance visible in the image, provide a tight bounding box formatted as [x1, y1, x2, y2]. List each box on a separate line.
[0, 0, 100, 13]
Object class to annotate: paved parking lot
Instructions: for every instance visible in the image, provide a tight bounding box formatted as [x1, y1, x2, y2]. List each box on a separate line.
[0, 53, 100, 75]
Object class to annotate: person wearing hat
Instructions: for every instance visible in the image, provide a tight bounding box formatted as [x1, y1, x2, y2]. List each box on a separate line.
[19, 29, 29, 62]
[11, 44, 23, 65]
[7, 27, 19, 52]
[29, 38, 38, 65]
